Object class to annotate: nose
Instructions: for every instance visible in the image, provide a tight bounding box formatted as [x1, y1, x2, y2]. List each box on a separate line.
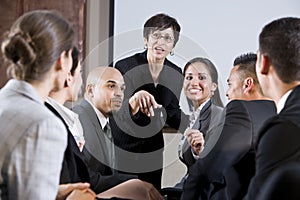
[114, 86, 124, 97]
[157, 36, 166, 44]
[190, 78, 199, 86]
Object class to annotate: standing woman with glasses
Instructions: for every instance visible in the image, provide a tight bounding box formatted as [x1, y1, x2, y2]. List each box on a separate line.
[113, 13, 189, 190]
[0, 10, 86, 200]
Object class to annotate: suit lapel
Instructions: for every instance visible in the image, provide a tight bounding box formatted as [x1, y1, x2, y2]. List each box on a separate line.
[192, 100, 212, 137]
[80, 100, 110, 164]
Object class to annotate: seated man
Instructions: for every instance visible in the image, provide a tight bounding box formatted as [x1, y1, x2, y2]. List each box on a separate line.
[245, 17, 300, 200]
[47, 49, 162, 200]
[181, 53, 276, 200]
[72, 66, 162, 199]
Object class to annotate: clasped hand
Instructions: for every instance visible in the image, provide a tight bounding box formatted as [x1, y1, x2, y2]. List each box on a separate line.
[184, 129, 205, 156]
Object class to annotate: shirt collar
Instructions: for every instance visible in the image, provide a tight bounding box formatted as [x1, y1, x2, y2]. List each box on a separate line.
[85, 98, 109, 130]
[46, 97, 77, 127]
[192, 98, 210, 114]
[277, 89, 293, 114]
[189, 99, 210, 124]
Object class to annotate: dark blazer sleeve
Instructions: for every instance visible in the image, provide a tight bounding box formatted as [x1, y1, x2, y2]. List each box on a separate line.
[245, 118, 300, 199]
[181, 101, 252, 200]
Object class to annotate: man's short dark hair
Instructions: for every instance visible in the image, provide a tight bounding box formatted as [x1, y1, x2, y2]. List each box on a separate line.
[259, 17, 300, 83]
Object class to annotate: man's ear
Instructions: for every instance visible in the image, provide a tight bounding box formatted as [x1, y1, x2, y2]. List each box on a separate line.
[56, 50, 72, 72]
[243, 77, 254, 92]
[86, 84, 94, 98]
[260, 54, 270, 75]
[64, 72, 72, 87]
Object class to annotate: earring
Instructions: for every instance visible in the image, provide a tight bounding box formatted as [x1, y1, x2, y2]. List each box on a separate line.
[170, 50, 174, 56]
[144, 44, 148, 49]
[211, 91, 215, 96]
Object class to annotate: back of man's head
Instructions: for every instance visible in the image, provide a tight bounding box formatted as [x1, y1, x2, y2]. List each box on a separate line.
[259, 17, 300, 83]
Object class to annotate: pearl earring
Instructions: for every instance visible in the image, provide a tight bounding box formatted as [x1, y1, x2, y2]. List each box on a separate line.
[170, 50, 174, 56]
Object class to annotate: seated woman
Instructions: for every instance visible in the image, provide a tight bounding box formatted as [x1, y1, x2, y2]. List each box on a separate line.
[161, 57, 224, 199]
[177, 57, 224, 185]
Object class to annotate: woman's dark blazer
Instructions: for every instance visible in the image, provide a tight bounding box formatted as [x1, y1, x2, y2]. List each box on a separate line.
[113, 50, 189, 189]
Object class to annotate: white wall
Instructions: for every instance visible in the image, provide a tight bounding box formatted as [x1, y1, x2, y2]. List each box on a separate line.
[113, 0, 300, 105]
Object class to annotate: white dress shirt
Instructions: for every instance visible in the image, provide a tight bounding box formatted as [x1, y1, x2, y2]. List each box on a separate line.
[86, 99, 115, 168]
[178, 99, 210, 160]
[277, 89, 293, 114]
[46, 97, 85, 151]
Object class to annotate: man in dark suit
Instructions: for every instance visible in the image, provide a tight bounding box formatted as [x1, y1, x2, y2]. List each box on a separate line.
[245, 17, 300, 199]
[181, 53, 277, 200]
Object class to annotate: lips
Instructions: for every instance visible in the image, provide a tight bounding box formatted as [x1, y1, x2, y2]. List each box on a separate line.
[189, 88, 202, 94]
[111, 97, 123, 107]
[154, 46, 165, 52]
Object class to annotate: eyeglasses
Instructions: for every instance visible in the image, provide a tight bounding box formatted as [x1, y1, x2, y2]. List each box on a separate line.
[150, 32, 174, 43]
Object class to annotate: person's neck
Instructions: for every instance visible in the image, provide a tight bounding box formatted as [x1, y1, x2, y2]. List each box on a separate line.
[30, 79, 56, 103]
[245, 91, 271, 101]
[192, 98, 209, 111]
[273, 81, 300, 106]
[147, 51, 165, 66]
[49, 89, 67, 105]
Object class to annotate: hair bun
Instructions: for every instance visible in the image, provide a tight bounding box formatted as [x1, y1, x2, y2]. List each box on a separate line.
[2, 32, 37, 67]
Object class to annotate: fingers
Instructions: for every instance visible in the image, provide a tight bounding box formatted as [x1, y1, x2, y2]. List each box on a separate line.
[134, 90, 162, 117]
[185, 129, 205, 147]
[148, 188, 164, 200]
[85, 188, 96, 197]
[69, 182, 91, 190]
[66, 189, 96, 200]
[57, 183, 92, 200]
[148, 94, 162, 109]
[143, 182, 164, 200]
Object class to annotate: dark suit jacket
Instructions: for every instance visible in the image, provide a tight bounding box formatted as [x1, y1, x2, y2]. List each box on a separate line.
[113, 50, 189, 189]
[45, 102, 90, 184]
[246, 85, 300, 199]
[72, 99, 136, 192]
[181, 100, 276, 200]
[256, 163, 300, 200]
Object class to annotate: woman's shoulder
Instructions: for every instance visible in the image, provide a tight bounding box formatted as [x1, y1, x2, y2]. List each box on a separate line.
[164, 58, 182, 73]
[114, 51, 147, 73]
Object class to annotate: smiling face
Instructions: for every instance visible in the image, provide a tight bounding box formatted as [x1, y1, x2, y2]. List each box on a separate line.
[183, 62, 217, 108]
[144, 27, 175, 62]
[89, 68, 125, 118]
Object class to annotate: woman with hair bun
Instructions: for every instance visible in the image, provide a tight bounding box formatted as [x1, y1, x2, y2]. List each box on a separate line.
[0, 10, 89, 200]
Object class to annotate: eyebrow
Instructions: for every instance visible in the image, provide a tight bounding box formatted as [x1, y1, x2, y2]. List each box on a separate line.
[106, 80, 125, 87]
[106, 80, 117, 84]
[185, 72, 208, 76]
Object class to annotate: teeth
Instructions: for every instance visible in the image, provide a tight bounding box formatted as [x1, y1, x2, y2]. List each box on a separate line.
[155, 47, 164, 51]
[190, 89, 200, 93]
